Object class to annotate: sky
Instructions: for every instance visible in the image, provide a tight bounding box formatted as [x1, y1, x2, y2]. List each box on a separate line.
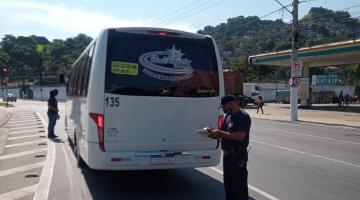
[0, 0, 359, 41]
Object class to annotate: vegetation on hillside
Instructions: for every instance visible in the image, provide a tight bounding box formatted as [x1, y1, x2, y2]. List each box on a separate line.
[0, 34, 92, 84]
[198, 7, 360, 85]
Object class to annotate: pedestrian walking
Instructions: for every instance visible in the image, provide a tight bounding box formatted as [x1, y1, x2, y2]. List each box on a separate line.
[338, 90, 344, 107]
[256, 96, 264, 114]
[207, 94, 251, 200]
[47, 89, 60, 138]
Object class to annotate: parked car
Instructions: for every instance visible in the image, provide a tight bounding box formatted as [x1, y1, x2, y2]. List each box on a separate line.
[3, 93, 17, 102]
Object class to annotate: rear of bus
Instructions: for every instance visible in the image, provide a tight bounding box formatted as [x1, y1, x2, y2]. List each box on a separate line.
[87, 28, 224, 170]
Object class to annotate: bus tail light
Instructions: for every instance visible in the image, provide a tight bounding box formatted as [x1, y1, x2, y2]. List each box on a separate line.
[147, 30, 180, 37]
[218, 115, 224, 129]
[202, 156, 211, 160]
[90, 113, 105, 152]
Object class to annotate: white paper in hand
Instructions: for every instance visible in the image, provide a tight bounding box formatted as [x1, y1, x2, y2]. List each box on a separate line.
[197, 127, 211, 137]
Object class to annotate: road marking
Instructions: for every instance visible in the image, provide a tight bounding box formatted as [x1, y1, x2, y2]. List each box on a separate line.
[209, 167, 280, 200]
[33, 112, 55, 200]
[6, 119, 37, 124]
[5, 139, 47, 148]
[0, 184, 38, 199]
[7, 134, 45, 141]
[9, 129, 43, 135]
[0, 162, 44, 177]
[0, 148, 47, 160]
[6, 119, 36, 125]
[9, 117, 37, 120]
[252, 139, 360, 168]
[11, 115, 36, 118]
[254, 126, 360, 145]
[9, 126, 44, 131]
[4, 122, 41, 127]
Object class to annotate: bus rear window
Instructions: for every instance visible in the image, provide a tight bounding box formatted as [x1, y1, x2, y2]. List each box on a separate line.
[105, 31, 219, 97]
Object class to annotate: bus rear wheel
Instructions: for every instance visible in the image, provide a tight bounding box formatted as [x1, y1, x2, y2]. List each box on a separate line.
[74, 133, 86, 168]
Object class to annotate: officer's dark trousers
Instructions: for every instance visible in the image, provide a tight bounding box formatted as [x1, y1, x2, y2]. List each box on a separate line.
[223, 154, 248, 200]
[47, 113, 57, 137]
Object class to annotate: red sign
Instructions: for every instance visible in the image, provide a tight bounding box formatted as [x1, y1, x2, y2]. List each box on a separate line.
[293, 78, 300, 86]
[289, 78, 300, 87]
[291, 61, 303, 78]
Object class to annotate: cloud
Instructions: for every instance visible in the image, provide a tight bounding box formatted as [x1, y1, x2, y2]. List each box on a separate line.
[0, 0, 198, 40]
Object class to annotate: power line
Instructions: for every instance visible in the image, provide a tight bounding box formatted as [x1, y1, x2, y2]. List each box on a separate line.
[147, 0, 201, 25]
[274, 0, 292, 14]
[152, 0, 218, 26]
[261, 0, 314, 20]
[261, 3, 292, 19]
[339, 3, 360, 11]
[155, 0, 229, 26]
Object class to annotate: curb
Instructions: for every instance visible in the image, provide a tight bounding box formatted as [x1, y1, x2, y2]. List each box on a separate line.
[0, 109, 12, 155]
[252, 117, 360, 130]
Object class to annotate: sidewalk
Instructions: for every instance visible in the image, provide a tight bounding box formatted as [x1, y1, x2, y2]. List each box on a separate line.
[245, 103, 360, 129]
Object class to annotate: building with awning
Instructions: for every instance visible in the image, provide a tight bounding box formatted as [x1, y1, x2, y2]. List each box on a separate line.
[248, 39, 360, 105]
[248, 39, 360, 67]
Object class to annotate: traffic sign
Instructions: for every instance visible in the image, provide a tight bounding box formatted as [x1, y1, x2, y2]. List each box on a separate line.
[291, 61, 303, 78]
[293, 78, 300, 86]
[289, 77, 300, 87]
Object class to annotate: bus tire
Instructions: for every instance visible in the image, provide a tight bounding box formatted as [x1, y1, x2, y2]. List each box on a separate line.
[74, 133, 86, 168]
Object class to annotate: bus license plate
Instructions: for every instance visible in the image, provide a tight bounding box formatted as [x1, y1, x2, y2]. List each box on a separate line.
[151, 157, 176, 165]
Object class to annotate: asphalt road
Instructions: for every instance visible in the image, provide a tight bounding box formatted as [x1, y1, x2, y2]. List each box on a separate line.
[2, 100, 360, 200]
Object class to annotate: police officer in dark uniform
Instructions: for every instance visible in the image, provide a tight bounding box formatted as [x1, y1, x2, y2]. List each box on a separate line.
[208, 94, 251, 200]
[47, 89, 60, 138]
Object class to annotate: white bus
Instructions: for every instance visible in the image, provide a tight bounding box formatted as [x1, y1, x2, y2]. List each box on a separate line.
[65, 27, 224, 170]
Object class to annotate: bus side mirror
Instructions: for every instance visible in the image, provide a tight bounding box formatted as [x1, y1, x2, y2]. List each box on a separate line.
[59, 74, 65, 84]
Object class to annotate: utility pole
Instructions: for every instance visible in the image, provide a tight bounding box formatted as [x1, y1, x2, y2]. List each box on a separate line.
[275, 0, 299, 121]
[290, 0, 299, 121]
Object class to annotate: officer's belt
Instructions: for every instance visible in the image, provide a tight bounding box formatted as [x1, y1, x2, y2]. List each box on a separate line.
[223, 148, 246, 156]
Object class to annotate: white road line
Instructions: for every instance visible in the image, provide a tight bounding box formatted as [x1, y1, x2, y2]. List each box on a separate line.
[8, 134, 45, 141]
[252, 139, 360, 168]
[4, 122, 41, 127]
[33, 112, 55, 200]
[0, 148, 47, 160]
[9, 115, 36, 118]
[11, 115, 36, 118]
[5, 139, 47, 148]
[254, 126, 360, 145]
[9, 129, 43, 135]
[6, 119, 37, 124]
[10, 117, 37, 120]
[209, 167, 280, 200]
[10, 126, 44, 131]
[0, 184, 38, 199]
[0, 162, 44, 177]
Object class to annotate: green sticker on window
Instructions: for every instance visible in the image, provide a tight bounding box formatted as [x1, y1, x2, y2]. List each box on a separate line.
[111, 61, 138, 75]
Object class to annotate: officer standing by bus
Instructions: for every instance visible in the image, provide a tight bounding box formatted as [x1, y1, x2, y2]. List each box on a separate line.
[208, 94, 251, 200]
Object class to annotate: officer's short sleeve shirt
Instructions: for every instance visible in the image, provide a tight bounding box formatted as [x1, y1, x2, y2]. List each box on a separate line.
[221, 110, 251, 150]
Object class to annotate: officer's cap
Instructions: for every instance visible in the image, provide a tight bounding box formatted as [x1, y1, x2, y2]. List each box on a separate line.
[220, 94, 236, 106]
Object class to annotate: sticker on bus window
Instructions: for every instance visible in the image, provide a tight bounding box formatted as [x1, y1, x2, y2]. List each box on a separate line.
[111, 61, 138, 75]
[138, 45, 194, 81]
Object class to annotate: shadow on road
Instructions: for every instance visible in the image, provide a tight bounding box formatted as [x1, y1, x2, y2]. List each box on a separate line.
[81, 168, 224, 200]
[79, 167, 256, 200]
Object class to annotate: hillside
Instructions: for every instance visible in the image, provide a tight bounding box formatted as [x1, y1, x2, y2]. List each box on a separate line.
[198, 7, 360, 68]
